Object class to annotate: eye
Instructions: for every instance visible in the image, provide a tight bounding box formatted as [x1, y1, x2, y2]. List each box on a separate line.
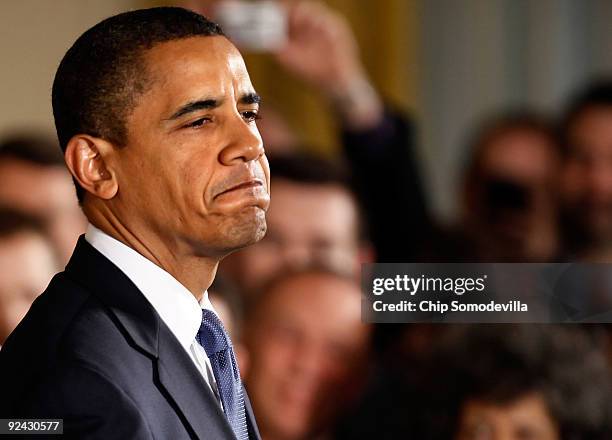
[242, 110, 261, 123]
[185, 117, 212, 129]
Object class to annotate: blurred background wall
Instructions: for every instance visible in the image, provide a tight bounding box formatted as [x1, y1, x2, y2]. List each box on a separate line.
[0, 0, 147, 138]
[1, 0, 611, 221]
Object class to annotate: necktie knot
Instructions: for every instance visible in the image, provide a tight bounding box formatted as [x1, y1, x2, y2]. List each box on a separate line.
[197, 309, 230, 356]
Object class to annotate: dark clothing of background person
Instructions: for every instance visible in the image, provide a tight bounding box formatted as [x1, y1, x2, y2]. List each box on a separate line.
[341, 106, 433, 262]
[0, 238, 260, 440]
[341, 105, 473, 263]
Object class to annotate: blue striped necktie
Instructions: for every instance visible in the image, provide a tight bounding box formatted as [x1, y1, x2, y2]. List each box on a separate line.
[197, 309, 249, 440]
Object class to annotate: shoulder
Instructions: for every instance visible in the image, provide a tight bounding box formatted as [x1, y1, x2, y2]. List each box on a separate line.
[23, 359, 154, 439]
[1, 271, 113, 359]
[0, 270, 148, 412]
[0, 271, 92, 363]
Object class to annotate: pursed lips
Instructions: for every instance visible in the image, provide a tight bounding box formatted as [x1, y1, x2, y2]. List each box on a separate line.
[213, 178, 265, 199]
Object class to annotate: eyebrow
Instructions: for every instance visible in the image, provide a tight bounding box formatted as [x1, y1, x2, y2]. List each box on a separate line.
[166, 98, 221, 120]
[166, 92, 261, 121]
[239, 92, 261, 105]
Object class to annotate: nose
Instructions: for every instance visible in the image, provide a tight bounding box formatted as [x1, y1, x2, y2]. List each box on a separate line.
[219, 115, 264, 165]
[292, 341, 329, 383]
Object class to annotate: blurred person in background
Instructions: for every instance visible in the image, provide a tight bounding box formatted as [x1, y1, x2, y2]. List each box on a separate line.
[0, 135, 87, 264]
[242, 268, 371, 440]
[459, 113, 561, 261]
[272, 0, 433, 262]
[425, 325, 612, 440]
[559, 80, 612, 262]
[220, 153, 372, 297]
[0, 207, 59, 346]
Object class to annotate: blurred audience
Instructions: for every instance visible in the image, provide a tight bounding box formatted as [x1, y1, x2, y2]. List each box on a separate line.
[459, 113, 561, 261]
[0, 207, 60, 346]
[220, 153, 372, 297]
[0, 135, 86, 264]
[242, 268, 371, 440]
[559, 80, 612, 262]
[428, 325, 612, 440]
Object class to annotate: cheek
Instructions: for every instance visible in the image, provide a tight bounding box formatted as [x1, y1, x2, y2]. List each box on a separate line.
[257, 335, 295, 373]
[0, 293, 31, 333]
[261, 156, 271, 191]
[169, 160, 216, 213]
[247, 334, 295, 400]
[189, 154, 219, 197]
[561, 163, 586, 196]
[116, 152, 166, 204]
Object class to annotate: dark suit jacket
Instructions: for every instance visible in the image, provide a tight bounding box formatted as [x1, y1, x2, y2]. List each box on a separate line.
[0, 237, 261, 440]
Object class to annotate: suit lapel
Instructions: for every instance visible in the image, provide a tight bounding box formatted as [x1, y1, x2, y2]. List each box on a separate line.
[156, 327, 236, 439]
[65, 237, 236, 439]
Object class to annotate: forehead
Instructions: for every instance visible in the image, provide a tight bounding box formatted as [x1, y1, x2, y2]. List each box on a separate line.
[461, 393, 555, 429]
[142, 36, 253, 105]
[481, 130, 557, 177]
[0, 160, 75, 213]
[570, 106, 612, 139]
[268, 181, 358, 234]
[264, 275, 361, 324]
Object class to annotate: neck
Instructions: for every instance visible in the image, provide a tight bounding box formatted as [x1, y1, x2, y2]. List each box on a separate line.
[85, 205, 218, 302]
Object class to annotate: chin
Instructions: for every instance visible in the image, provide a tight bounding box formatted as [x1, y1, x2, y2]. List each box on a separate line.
[222, 208, 268, 252]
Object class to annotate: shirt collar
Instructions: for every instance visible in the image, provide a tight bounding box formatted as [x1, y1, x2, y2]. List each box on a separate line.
[85, 223, 216, 351]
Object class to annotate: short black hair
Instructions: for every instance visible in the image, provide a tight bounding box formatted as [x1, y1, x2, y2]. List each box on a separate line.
[426, 325, 612, 440]
[267, 152, 353, 187]
[0, 135, 64, 166]
[559, 79, 612, 154]
[0, 206, 47, 240]
[52, 7, 224, 201]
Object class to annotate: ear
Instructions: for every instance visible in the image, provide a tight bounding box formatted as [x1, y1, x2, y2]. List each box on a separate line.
[64, 135, 118, 200]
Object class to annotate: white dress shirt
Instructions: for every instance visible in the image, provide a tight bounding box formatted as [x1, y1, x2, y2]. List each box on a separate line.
[85, 224, 222, 407]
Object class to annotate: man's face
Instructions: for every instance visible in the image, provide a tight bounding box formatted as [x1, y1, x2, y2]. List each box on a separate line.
[107, 36, 270, 257]
[0, 231, 59, 344]
[561, 106, 612, 248]
[0, 159, 86, 264]
[471, 129, 559, 257]
[244, 273, 370, 440]
[455, 393, 559, 440]
[221, 179, 360, 292]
